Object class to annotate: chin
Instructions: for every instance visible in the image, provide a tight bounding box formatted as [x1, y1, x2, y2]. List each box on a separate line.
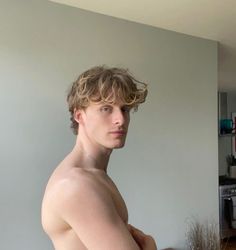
[104, 138, 127, 149]
[104, 142, 125, 149]
[112, 141, 126, 149]
[113, 145, 125, 149]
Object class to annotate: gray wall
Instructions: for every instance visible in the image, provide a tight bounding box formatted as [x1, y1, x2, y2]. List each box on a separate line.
[0, 0, 218, 249]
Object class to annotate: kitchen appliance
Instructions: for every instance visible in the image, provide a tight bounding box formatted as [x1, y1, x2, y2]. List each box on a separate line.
[219, 177, 236, 239]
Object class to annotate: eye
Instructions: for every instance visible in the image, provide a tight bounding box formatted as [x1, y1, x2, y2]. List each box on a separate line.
[100, 106, 112, 113]
[121, 106, 131, 113]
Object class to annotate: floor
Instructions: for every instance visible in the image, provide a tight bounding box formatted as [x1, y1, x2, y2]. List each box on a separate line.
[222, 237, 236, 250]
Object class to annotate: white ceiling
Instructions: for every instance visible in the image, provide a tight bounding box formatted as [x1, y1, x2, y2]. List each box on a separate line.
[49, 0, 236, 91]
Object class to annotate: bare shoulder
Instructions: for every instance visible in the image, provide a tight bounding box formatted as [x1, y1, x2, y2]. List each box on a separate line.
[42, 167, 112, 227]
[45, 167, 119, 228]
[45, 167, 109, 206]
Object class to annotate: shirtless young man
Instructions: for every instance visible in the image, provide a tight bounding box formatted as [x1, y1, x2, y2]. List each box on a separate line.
[41, 66, 157, 250]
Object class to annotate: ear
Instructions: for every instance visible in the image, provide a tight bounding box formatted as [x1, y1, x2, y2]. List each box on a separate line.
[73, 108, 84, 125]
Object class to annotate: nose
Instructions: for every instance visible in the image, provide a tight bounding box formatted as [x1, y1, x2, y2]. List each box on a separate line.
[113, 108, 126, 126]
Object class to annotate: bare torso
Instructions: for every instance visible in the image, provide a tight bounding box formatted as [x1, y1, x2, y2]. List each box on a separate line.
[41, 158, 128, 250]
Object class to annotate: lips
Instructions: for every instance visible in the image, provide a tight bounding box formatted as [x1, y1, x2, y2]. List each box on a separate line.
[109, 131, 126, 135]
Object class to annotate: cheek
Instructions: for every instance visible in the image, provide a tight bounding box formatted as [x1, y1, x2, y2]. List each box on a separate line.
[87, 116, 106, 132]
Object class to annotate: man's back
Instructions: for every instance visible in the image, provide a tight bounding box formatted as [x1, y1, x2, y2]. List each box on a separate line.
[41, 157, 130, 250]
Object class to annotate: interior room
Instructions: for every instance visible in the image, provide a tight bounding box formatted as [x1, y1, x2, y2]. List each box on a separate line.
[219, 91, 236, 249]
[1, 1, 236, 249]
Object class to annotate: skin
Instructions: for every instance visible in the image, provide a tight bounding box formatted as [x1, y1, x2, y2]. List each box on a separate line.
[41, 101, 157, 250]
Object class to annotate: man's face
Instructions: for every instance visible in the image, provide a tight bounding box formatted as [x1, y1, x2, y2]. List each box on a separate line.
[80, 101, 131, 149]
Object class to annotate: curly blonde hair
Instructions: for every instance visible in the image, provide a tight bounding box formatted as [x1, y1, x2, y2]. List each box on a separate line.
[67, 66, 148, 135]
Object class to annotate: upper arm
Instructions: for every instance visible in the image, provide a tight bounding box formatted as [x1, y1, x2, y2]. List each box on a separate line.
[56, 178, 140, 250]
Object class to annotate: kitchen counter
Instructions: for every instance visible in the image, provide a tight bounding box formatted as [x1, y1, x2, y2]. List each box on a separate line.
[219, 175, 236, 185]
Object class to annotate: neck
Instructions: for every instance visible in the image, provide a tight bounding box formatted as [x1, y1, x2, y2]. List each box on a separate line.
[69, 132, 112, 173]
